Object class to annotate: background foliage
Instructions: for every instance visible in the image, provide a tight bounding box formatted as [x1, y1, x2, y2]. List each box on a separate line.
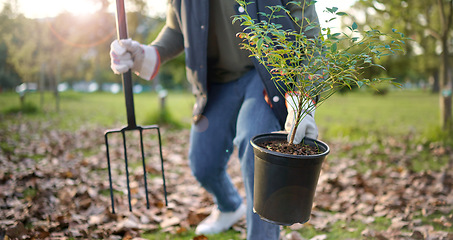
[1, 0, 450, 129]
[0, 0, 188, 92]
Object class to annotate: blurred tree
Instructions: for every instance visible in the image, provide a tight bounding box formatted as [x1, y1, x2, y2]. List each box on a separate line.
[3, 16, 41, 85]
[0, 42, 20, 91]
[0, 0, 188, 95]
[350, 0, 452, 131]
[0, 1, 21, 90]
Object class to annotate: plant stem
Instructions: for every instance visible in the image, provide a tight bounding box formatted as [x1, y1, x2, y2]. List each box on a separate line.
[289, 97, 304, 144]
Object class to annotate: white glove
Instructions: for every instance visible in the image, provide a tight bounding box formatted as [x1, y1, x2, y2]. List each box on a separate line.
[110, 39, 160, 80]
[284, 93, 318, 144]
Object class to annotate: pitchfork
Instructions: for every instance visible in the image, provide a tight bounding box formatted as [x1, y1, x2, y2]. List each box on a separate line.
[104, 0, 168, 214]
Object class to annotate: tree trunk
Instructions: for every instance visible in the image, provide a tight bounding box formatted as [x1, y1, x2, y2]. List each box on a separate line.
[437, 0, 452, 132]
[19, 93, 25, 107]
[54, 62, 60, 112]
[439, 39, 452, 132]
[440, 94, 452, 131]
[430, 71, 439, 93]
[40, 63, 45, 108]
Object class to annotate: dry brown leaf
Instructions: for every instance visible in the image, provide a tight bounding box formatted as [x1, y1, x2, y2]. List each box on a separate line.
[193, 235, 208, 240]
[160, 216, 181, 229]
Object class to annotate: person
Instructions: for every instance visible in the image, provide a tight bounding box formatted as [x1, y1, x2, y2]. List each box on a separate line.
[110, 0, 319, 239]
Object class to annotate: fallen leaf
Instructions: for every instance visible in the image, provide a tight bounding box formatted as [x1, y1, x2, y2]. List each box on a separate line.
[193, 235, 208, 240]
[160, 216, 181, 229]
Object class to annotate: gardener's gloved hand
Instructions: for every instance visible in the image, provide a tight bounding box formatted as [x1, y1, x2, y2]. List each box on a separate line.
[284, 93, 318, 144]
[110, 39, 160, 80]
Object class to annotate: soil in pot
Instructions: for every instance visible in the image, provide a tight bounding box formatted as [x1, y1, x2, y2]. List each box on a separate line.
[257, 139, 322, 155]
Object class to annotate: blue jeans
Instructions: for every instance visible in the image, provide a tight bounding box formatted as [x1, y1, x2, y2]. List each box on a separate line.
[189, 69, 281, 240]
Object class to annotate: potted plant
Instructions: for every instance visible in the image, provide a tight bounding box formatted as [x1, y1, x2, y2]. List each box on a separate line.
[233, 0, 406, 225]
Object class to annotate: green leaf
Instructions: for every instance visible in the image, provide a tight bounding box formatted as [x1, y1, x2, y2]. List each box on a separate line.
[352, 22, 358, 30]
[331, 43, 337, 53]
[250, 35, 259, 42]
[391, 81, 403, 88]
[256, 38, 264, 52]
[326, 7, 338, 13]
[305, 25, 316, 32]
[287, 1, 302, 6]
[327, 17, 336, 23]
[274, 31, 286, 39]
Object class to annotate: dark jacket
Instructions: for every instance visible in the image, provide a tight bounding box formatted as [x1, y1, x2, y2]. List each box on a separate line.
[152, 0, 319, 128]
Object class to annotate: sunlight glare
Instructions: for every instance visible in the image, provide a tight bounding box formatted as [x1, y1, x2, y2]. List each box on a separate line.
[316, 0, 357, 28]
[18, 0, 101, 18]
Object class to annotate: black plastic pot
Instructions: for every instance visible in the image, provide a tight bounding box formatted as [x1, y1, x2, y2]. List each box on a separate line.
[251, 133, 330, 225]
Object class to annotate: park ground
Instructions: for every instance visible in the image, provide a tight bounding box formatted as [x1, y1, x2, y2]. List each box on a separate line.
[0, 89, 452, 240]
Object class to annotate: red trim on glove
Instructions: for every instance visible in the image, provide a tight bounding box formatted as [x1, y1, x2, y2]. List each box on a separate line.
[149, 49, 161, 81]
[263, 90, 273, 108]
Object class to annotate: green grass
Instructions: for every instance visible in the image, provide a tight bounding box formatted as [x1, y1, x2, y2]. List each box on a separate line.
[22, 187, 38, 200]
[0, 90, 195, 130]
[0, 89, 446, 138]
[288, 221, 367, 239]
[142, 229, 243, 240]
[316, 89, 441, 141]
[4, 101, 40, 114]
[414, 210, 453, 232]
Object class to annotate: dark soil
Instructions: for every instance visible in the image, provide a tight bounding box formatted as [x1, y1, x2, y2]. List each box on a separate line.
[258, 139, 322, 155]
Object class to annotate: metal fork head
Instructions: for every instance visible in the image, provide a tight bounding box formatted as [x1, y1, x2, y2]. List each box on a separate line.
[104, 124, 167, 214]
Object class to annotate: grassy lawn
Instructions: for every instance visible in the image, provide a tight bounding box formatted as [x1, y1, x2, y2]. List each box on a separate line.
[316, 89, 441, 140]
[0, 90, 195, 130]
[1, 88, 446, 141]
[141, 229, 244, 240]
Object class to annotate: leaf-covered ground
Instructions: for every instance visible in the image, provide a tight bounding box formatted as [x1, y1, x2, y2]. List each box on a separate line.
[1, 120, 452, 240]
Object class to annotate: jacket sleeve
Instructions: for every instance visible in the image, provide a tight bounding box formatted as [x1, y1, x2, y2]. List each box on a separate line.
[151, 1, 185, 63]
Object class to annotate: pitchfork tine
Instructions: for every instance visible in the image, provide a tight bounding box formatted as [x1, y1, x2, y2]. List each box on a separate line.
[121, 130, 133, 212]
[156, 127, 168, 206]
[105, 132, 116, 214]
[139, 128, 150, 209]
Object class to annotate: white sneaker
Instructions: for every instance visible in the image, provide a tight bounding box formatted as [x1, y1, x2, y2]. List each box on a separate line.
[195, 203, 246, 235]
